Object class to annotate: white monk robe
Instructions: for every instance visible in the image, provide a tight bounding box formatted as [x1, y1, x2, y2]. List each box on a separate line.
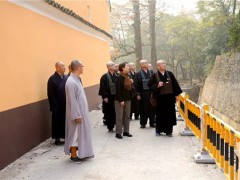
[64, 73, 94, 159]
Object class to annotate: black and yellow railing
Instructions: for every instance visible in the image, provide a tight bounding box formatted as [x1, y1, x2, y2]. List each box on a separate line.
[178, 93, 240, 180]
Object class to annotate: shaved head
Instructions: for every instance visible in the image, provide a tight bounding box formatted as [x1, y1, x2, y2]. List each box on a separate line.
[140, 59, 148, 65]
[71, 60, 83, 71]
[129, 62, 135, 71]
[139, 59, 148, 69]
[55, 61, 64, 68]
[55, 61, 65, 75]
[156, 60, 166, 71]
[156, 60, 165, 65]
[106, 61, 115, 67]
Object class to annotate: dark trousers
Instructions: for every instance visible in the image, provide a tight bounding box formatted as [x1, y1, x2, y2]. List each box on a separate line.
[130, 96, 139, 119]
[102, 96, 116, 130]
[52, 111, 65, 139]
[155, 94, 176, 134]
[139, 90, 155, 126]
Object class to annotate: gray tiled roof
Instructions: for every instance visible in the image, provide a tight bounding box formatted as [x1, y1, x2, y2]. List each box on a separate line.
[44, 0, 112, 39]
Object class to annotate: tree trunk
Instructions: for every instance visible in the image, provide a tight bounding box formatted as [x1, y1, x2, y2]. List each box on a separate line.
[148, 0, 157, 65]
[179, 61, 187, 80]
[233, 0, 236, 15]
[132, 0, 142, 70]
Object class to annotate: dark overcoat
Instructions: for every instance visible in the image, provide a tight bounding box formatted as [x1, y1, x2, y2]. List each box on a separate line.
[47, 72, 68, 139]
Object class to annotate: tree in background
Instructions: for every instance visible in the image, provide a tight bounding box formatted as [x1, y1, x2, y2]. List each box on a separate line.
[132, 0, 142, 70]
[229, 11, 240, 50]
[110, 2, 135, 62]
[148, 0, 157, 65]
[110, 0, 240, 84]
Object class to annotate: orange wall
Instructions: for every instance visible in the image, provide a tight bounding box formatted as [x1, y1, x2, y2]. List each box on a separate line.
[59, 0, 110, 31]
[0, 1, 110, 112]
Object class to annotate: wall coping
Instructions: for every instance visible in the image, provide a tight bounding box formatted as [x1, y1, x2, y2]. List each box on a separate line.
[9, 0, 112, 43]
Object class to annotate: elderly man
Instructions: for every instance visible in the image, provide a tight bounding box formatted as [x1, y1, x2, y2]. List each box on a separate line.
[134, 59, 155, 128]
[98, 61, 117, 132]
[148, 60, 182, 137]
[148, 63, 154, 74]
[64, 60, 94, 163]
[114, 63, 119, 75]
[129, 62, 139, 120]
[47, 62, 68, 145]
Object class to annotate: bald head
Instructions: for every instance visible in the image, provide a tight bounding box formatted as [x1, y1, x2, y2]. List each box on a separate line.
[156, 60, 166, 71]
[55, 61, 64, 68]
[148, 63, 153, 71]
[106, 61, 116, 73]
[139, 59, 148, 69]
[71, 60, 83, 71]
[55, 61, 65, 75]
[106, 61, 115, 67]
[129, 62, 136, 71]
[140, 59, 148, 65]
[156, 60, 165, 65]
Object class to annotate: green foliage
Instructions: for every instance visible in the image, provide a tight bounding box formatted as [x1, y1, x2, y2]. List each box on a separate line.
[111, 0, 238, 82]
[228, 12, 240, 50]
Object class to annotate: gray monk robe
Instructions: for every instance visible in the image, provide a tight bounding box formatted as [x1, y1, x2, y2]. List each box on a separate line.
[64, 73, 94, 159]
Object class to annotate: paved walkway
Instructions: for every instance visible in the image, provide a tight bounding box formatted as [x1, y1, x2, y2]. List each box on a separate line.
[0, 109, 225, 180]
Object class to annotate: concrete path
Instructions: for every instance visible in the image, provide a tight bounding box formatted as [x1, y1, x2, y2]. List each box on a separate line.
[0, 109, 225, 180]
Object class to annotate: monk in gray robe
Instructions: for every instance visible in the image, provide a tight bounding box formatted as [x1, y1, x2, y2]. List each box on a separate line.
[64, 60, 94, 163]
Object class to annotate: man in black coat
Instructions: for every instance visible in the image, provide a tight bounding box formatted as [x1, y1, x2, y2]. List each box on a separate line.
[47, 62, 68, 145]
[148, 60, 182, 137]
[98, 61, 117, 132]
[134, 60, 155, 128]
[129, 62, 139, 120]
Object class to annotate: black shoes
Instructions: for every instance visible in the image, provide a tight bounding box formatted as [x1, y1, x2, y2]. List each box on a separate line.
[115, 134, 123, 139]
[103, 120, 107, 125]
[55, 139, 64, 146]
[166, 133, 173, 137]
[150, 124, 156, 128]
[70, 157, 81, 164]
[123, 132, 133, 137]
[140, 125, 146, 128]
[108, 129, 114, 133]
[116, 133, 132, 139]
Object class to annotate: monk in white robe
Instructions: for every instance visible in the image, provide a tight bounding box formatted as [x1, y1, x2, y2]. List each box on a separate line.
[64, 60, 94, 163]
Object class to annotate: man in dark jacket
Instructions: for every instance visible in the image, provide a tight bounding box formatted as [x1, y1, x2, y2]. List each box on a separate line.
[129, 62, 139, 120]
[47, 62, 68, 145]
[98, 61, 117, 132]
[134, 60, 155, 128]
[148, 60, 182, 137]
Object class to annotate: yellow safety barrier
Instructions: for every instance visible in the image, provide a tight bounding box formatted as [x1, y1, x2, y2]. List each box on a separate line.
[178, 93, 240, 180]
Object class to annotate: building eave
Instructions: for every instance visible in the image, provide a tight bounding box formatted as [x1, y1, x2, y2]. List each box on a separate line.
[9, 0, 112, 42]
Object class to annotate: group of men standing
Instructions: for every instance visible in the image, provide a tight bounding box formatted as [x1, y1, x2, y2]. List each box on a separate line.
[98, 59, 182, 138]
[47, 58, 182, 163]
[47, 60, 94, 163]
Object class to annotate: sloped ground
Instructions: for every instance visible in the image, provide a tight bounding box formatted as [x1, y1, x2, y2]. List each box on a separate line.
[0, 109, 225, 180]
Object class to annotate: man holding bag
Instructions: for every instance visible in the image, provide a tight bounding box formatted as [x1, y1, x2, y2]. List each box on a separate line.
[148, 60, 182, 137]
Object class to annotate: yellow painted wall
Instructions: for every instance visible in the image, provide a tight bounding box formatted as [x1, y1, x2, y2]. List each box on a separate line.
[59, 0, 110, 31]
[0, 1, 110, 112]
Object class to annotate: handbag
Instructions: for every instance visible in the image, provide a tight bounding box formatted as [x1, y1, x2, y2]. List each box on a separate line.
[150, 93, 157, 107]
[149, 72, 160, 107]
